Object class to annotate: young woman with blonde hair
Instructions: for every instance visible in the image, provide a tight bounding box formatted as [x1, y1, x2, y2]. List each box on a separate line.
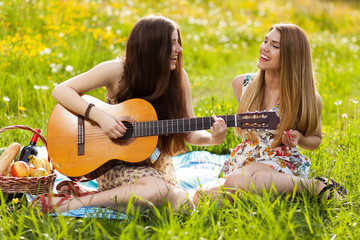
[194, 23, 347, 203]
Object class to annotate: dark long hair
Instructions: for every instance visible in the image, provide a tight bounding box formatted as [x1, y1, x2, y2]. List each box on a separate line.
[116, 16, 188, 155]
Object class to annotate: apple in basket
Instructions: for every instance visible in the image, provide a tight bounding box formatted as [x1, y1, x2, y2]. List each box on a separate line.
[10, 161, 30, 177]
[28, 163, 35, 172]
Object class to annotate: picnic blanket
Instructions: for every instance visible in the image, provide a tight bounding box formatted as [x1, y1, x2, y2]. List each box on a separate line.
[27, 148, 228, 218]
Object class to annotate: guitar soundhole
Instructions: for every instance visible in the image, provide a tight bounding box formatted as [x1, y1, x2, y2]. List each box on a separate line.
[118, 121, 134, 140]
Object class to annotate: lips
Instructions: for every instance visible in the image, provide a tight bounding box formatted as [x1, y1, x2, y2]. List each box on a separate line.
[170, 56, 177, 66]
[260, 53, 270, 61]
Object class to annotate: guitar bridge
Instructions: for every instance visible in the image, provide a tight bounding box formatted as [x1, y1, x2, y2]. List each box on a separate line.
[78, 115, 85, 155]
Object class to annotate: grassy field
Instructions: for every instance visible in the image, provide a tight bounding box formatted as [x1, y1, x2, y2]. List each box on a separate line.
[1, 0, 360, 239]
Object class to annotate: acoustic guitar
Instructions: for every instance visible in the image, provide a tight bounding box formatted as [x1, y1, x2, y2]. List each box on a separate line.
[47, 95, 280, 181]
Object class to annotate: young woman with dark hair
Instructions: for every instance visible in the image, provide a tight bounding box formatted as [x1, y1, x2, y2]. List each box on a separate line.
[33, 16, 227, 213]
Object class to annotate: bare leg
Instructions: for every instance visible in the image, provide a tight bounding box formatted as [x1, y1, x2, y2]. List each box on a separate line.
[47, 176, 193, 213]
[224, 163, 326, 196]
[193, 178, 226, 205]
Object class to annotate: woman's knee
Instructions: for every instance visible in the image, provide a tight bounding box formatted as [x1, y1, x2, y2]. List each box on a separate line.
[224, 169, 249, 189]
[193, 178, 226, 204]
[135, 176, 171, 203]
[168, 186, 194, 212]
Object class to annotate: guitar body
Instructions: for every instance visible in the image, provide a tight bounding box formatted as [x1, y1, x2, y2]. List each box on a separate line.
[47, 95, 158, 179]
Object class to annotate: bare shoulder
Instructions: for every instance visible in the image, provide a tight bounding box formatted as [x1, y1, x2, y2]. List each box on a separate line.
[315, 91, 323, 112]
[182, 68, 189, 78]
[232, 74, 246, 87]
[85, 59, 124, 88]
[232, 74, 247, 103]
[95, 59, 124, 77]
[181, 69, 190, 86]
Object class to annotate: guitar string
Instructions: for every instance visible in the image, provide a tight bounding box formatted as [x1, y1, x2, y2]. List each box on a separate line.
[82, 113, 270, 135]
[82, 123, 268, 140]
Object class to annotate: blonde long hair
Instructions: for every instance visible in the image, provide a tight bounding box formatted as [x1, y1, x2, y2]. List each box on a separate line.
[236, 24, 320, 148]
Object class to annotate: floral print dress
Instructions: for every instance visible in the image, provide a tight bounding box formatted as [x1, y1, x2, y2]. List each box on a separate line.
[221, 74, 311, 178]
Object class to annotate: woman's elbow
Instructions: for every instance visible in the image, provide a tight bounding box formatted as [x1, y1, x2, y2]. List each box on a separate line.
[308, 137, 322, 151]
[51, 85, 60, 101]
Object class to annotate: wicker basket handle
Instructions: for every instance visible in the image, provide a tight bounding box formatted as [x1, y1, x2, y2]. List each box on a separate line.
[0, 125, 50, 162]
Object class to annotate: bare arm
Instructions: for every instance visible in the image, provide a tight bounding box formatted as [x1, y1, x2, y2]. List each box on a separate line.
[52, 60, 127, 139]
[232, 74, 245, 104]
[183, 70, 227, 146]
[282, 92, 323, 151]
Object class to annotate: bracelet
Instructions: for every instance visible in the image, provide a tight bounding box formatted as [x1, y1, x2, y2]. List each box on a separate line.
[84, 103, 95, 120]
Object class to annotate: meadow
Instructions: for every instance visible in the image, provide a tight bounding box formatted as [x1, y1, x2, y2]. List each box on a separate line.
[1, 0, 360, 239]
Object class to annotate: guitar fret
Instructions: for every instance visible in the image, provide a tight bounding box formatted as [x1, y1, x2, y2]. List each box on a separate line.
[152, 121, 155, 136]
[171, 119, 174, 134]
[191, 118, 196, 131]
[150, 121, 153, 136]
[178, 118, 184, 133]
[155, 121, 159, 135]
[167, 120, 169, 134]
[148, 121, 152, 136]
[132, 112, 278, 137]
[161, 120, 164, 135]
[176, 119, 179, 133]
[142, 122, 145, 136]
[204, 117, 211, 130]
[139, 122, 142, 137]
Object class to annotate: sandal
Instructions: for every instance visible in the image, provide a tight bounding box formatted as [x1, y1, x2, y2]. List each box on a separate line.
[316, 176, 348, 202]
[56, 180, 98, 197]
[30, 193, 72, 214]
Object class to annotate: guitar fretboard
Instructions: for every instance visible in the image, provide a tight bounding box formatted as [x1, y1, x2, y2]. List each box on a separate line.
[131, 113, 273, 137]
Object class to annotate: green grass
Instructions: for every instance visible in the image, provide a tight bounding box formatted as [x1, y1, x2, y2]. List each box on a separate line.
[1, 0, 360, 239]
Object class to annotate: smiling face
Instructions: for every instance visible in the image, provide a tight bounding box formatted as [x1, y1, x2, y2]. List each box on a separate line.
[170, 29, 183, 70]
[257, 28, 281, 73]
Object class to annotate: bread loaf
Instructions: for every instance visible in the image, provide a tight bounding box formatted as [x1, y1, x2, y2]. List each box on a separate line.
[0, 142, 21, 175]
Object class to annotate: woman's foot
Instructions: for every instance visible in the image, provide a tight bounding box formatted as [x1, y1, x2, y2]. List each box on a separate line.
[316, 177, 348, 202]
[31, 193, 73, 213]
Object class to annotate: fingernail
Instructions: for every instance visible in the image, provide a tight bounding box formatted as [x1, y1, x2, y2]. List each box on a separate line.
[287, 131, 292, 139]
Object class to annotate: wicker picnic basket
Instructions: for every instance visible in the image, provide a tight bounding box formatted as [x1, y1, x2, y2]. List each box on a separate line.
[0, 125, 56, 195]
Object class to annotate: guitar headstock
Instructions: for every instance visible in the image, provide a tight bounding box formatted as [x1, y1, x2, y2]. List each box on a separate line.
[236, 111, 280, 130]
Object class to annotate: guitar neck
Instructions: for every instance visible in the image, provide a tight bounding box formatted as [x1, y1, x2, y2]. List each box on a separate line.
[131, 112, 274, 137]
[132, 115, 234, 137]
